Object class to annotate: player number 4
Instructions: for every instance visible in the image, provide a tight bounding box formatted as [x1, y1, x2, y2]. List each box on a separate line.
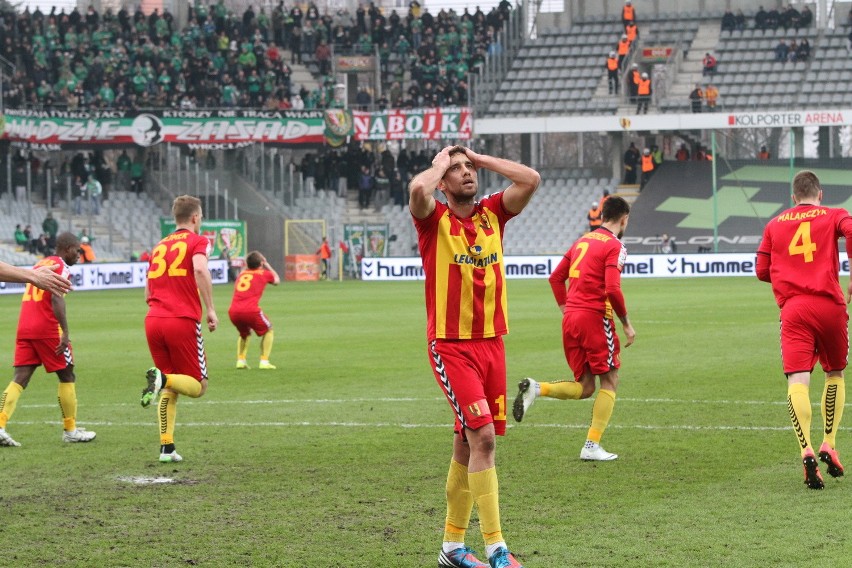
[788, 221, 816, 263]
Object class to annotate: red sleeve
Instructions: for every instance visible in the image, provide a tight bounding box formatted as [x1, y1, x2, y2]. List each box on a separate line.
[755, 252, 771, 282]
[755, 224, 772, 282]
[265, 269, 275, 284]
[191, 234, 209, 257]
[837, 212, 852, 260]
[604, 265, 627, 318]
[548, 253, 571, 307]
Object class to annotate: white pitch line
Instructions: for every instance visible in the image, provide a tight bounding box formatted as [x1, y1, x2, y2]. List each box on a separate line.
[13, 420, 793, 432]
[18, 396, 802, 410]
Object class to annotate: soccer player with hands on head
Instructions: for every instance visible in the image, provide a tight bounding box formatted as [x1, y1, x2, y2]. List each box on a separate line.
[0, 232, 95, 447]
[141, 195, 218, 463]
[229, 250, 280, 370]
[756, 170, 852, 489]
[513, 197, 635, 462]
[410, 145, 540, 568]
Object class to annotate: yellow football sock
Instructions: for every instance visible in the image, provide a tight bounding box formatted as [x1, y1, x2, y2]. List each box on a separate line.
[587, 389, 616, 443]
[57, 382, 77, 432]
[159, 392, 177, 445]
[260, 330, 274, 361]
[822, 377, 845, 449]
[788, 383, 813, 455]
[0, 382, 24, 428]
[164, 374, 203, 398]
[237, 336, 249, 360]
[540, 380, 582, 399]
[444, 459, 473, 543]
[469, 467, 503, 547]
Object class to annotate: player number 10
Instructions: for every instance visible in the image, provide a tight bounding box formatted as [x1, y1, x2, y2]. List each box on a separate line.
[788, 221, 816, 263]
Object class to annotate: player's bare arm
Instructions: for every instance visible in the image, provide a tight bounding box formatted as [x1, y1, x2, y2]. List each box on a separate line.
[261, 255, 281, 285]
[3, 262, 72, 296]
[51, 293, 71, 355]
[463, 148, 541, 215]
[408, 145, 454, 219]
[619, 314, 636, 348]
[193, 253, 218, 332]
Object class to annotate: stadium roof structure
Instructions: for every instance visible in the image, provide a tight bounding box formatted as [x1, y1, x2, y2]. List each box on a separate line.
[474, 108, 852, 135]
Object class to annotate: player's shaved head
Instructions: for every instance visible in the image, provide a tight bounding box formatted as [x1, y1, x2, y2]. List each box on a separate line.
[246, 251, 263, 269]
[792, 170, 821, 201]
[601, 196, 630, 222]
[173, 195, 202, 224]
[55, 231, 79, 253]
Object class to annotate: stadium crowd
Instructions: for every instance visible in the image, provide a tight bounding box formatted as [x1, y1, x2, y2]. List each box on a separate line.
[0, 1, 511, 111]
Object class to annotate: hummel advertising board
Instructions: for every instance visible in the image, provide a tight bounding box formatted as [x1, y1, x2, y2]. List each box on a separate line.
[0, 260, 229, 295]
[360, 254, 852, 281]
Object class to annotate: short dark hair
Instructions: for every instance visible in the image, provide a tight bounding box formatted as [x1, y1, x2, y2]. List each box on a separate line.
[448, 145, 468, 158]
[601, 196, 630, 222]
[55, 231, 79, 253]
[246, 251, 263, 269]
[792, 170, 821, 201]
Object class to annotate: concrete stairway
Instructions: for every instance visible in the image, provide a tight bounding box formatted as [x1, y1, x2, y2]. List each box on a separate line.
[667, 21, 721, 106]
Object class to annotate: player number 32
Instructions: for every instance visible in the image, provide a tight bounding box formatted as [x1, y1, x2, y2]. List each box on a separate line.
[147, 241, 189, 279]
[788, 221, 816, 263]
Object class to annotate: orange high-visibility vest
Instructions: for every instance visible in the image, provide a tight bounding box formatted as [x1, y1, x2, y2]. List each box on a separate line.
[607, 56, 619, 71]
[625, 23, 637, 42]
[588, 208, 602, 227]
[631, 70, 641, 84]
[617, 38, 630, 55]
[641, 155, 654, 172]
[638, 78, 650, 95]
[623, 5, 635, 21]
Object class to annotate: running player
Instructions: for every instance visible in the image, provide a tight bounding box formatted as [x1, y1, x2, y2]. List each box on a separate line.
[513, 196, 636, 461]
[0, 232, 96, 447]
[410, 145, 539, 568]
[229, 251, 280, 370]
[141, 195, 218, 463]
[756, 170, 852, 489]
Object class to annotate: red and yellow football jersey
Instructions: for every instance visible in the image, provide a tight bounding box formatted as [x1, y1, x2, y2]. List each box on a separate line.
[146, 229, 210, 321]
[756, 204, 852, 307]
[229, 268, 275, 313]
[549, 227, 628, 319]
[413, 193, 515, 341]
[16, 256, 69, 339]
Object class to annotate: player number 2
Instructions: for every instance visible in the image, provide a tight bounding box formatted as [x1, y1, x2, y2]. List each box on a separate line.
[788, 222, 816, 263]
[569, 242, 590, 278]
[236, 273, 254, 292]
[147, 241, 189, 279]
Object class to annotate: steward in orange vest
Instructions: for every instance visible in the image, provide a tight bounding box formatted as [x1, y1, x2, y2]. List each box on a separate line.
[622, 1, 635, 26]
[636, 73, 651, 114]
[617, 34, 631, 69]
[588, 202, 602, 230]
[606, 51, 620, 94]
[629, 65, 641, 102]
[640, 149, 655, 190]
[625, 21, 638, 42]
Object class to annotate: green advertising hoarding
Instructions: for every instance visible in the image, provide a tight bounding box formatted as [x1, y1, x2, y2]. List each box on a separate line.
[160, 219, 247, 262]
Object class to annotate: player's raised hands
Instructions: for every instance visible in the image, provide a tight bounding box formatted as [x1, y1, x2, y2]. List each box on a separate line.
[431, 146, 455, 172]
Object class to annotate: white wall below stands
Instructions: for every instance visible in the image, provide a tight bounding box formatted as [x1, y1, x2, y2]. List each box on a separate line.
[360, 253, 852, 280]
[0, 260, 229, 295]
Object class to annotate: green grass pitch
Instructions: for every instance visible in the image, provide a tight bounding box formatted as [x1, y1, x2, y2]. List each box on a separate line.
[1, 276, 851, 566]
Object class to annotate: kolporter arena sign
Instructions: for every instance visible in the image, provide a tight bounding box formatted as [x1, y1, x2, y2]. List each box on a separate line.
[359, 254, 852, 281]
